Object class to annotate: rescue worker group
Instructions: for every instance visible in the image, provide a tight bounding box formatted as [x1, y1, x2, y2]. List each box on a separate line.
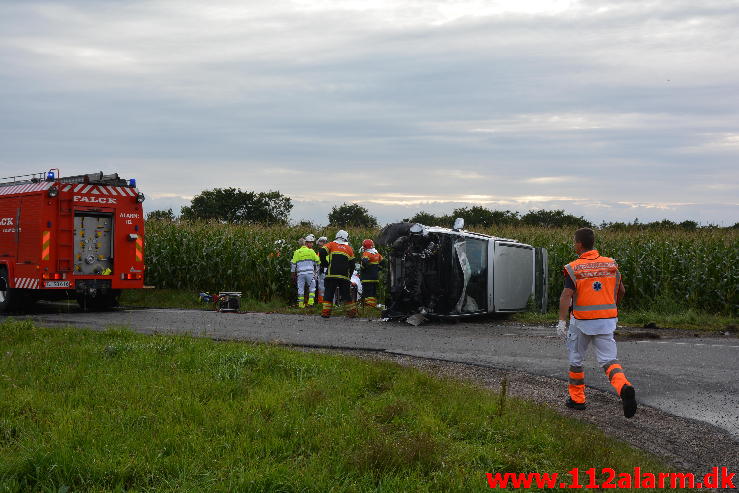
[290, 230, 385, 319]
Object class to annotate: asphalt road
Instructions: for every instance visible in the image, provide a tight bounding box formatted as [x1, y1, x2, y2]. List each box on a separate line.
[15, 307, 739, 439]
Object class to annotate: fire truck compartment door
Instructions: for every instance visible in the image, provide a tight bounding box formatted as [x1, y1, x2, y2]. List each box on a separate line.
[17, 197, 41, 264]
[74, 212, 114, 275]
[492, 241, 535, 311]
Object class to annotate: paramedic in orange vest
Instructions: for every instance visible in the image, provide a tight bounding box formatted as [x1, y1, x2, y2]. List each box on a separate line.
[319, 230, 357, 318]
[360, 239, 384, 308]
[557, 227, 637, 418]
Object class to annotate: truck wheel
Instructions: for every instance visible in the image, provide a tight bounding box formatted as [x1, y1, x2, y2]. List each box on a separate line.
[0, 269, 23, 314]
[0, 270, 11, 313]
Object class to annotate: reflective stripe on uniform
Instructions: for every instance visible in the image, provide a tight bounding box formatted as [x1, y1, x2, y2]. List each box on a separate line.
[573, 303, 617, 311]
[564, 264, 576, 282]
[602, 360, 618, 371]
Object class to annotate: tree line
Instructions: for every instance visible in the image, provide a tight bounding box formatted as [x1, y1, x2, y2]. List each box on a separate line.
[146, 188, 737, 230]
[145, 188, 379, 227]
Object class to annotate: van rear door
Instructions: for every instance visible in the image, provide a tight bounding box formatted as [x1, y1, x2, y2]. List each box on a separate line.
[492, 241, 534, 312]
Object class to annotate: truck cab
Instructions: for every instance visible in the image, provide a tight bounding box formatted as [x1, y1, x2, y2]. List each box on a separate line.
[378, 221, 548, 319]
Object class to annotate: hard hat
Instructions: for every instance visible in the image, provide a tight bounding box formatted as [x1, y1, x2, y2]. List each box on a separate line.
[317, 236, 328, 243]
[335, 230, 349, 241]
[362, 239, 374, 249]
[304, 234, 316, 242]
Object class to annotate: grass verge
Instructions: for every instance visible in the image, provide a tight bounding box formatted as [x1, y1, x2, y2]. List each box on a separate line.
[119, 288, 382, 318]
[120, 289, 737, 331]
[0, 320, 671, 492]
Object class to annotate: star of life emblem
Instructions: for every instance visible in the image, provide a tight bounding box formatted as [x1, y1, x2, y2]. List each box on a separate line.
[593, 281, 603, 291]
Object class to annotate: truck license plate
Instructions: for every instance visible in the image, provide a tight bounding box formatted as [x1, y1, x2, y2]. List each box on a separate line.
[44, 281, 71, 288]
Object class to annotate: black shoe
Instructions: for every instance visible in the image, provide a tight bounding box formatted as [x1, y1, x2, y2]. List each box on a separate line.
[620, 385, 637, 418]
[566, 398, 587, 410]
[321, 314, 330, 319]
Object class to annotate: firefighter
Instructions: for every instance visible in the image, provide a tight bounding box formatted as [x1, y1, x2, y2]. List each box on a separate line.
[315, 236, 328, 304]
[319, 230, 356, 318]
[291, 234, 320, 308]
[359, 239, 384, 308]
[556, 227, 637, 418]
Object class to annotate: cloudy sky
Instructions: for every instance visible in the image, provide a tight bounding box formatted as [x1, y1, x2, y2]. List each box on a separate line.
[1, 0, 737, 226]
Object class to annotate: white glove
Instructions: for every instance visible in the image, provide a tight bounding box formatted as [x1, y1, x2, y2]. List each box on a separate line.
[556, 320, 567, 338]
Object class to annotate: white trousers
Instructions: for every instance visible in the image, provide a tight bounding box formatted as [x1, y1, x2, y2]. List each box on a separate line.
[296, 272, 316, 297]
[566, 320, 618, 367]
[351, 273, 362, 296]
[317, 272, 325, 297]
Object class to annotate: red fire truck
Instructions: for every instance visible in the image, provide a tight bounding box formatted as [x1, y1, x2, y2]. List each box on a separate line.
[0, 170, 145, 312]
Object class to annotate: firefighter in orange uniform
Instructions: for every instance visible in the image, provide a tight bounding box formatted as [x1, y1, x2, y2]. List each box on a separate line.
[360, 239, 384, 308]
[557, 227, 636, 418]
[319, 230, 356, 318]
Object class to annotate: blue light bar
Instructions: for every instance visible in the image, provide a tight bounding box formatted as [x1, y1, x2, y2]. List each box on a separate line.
[47, 170, 55, 180]
[129, 178, 137, 188]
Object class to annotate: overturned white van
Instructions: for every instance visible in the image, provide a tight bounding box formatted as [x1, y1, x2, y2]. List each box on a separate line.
[377, 220, 549, 319]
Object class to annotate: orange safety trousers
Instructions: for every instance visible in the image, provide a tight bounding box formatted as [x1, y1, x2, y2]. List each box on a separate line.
[321, 300, 357, 318]
[568, 361, 631, 404]
[603, 361, 631, 396]
[321, 301, 333, 317]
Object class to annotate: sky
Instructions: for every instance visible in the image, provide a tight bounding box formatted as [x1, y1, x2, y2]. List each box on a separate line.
[1, 0, 738, 226]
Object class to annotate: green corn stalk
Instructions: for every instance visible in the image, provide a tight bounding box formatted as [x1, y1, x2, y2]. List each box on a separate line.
[143, 221, 738, 316]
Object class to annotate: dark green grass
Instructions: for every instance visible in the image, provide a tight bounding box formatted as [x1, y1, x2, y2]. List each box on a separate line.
[0, 320, 672, 492]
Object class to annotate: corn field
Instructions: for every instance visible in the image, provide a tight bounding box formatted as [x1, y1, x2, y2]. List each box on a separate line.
[144, 221, 738, 315]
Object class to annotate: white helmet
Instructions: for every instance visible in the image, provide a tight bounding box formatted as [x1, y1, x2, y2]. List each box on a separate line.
[304, 234, 316, 242]
[317, 236, 328, 243]
[335, 230, 349, 241]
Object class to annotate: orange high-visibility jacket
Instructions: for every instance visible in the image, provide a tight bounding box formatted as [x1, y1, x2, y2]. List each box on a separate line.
[321, 241, 355, 280]
[360, 250, 383, 283]
[564, 250, 622, 320]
